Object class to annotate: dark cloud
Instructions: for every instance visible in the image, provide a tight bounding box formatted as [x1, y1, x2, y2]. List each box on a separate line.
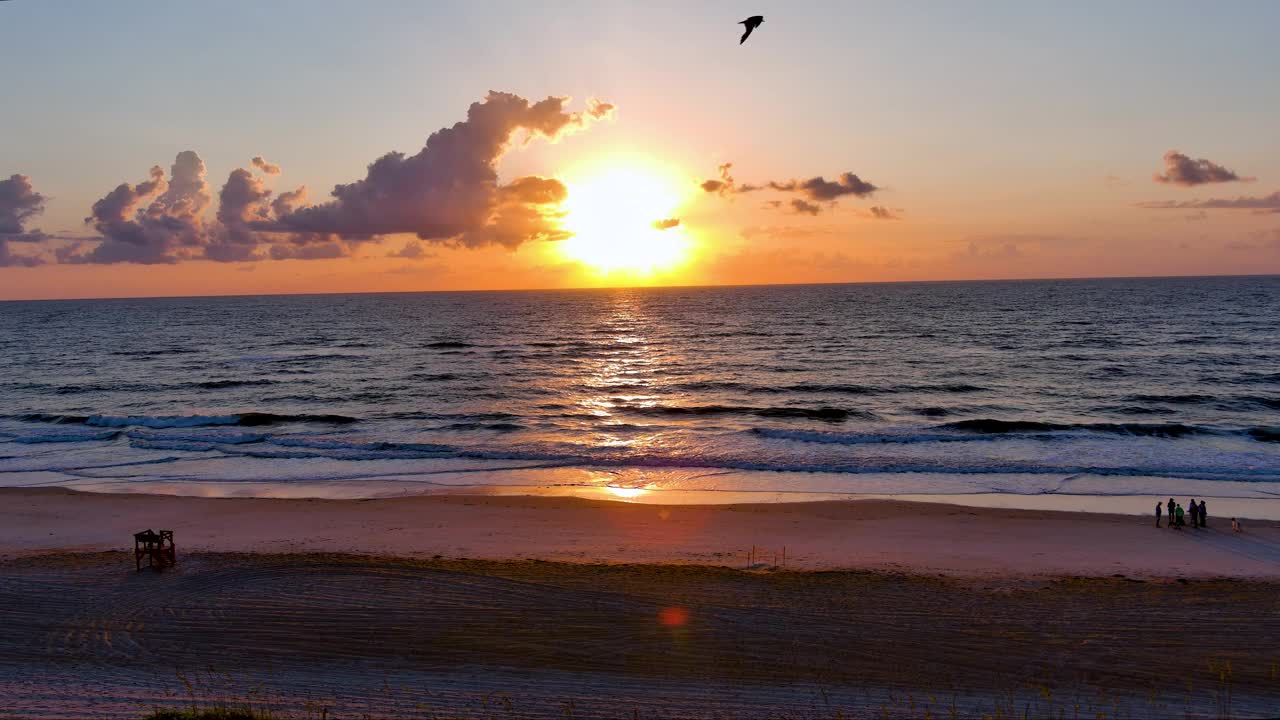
[700, 163, 735, 196]
[207, 167, 274, 262]
[251, 156, 282, 175]
[789, 199, 822, 216]
[0, 174, 49, 266]
[768, 173, 878, 201]
[867, 206, 900, 220]
[1136, 190, 1280, 212]
[0, 173, 46, 236]
[63, 150, 315, 264]
[1152, 150, 1252, 186]
[70, 152, 215, 264]
[263, 92, 610, 249]
[700, 163, 880, 213]
[652, 218, 680, 230]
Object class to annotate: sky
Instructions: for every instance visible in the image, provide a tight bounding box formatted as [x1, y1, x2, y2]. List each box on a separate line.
[1, 0, 1278, 300]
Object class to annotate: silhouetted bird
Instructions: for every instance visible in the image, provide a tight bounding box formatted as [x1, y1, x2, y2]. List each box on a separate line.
[739, 15, 764, 44]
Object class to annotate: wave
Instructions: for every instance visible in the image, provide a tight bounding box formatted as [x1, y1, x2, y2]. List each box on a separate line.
[194, 379, 281, 390]
[424, 340, 473, 349]
[940, 419, 1205, 437]
[1249, 428, 1280, 443]
[439, 422, 526, 432]
[751, 428, 974, 445]
[18, 412, 358, 428]
[754, 420, 1280, 444]
[1123, 393, 1217, 405]
[271, 438, 453, 453]
[10, 429, 121, 444]
[125, 430, 267, 445]
[232, 352, 359, 364]
[621, 404, 875, 421]
[109, 348, 199, 358]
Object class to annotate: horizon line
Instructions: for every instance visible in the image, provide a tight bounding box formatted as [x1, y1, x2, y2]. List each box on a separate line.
[2, 271, 1277, 304]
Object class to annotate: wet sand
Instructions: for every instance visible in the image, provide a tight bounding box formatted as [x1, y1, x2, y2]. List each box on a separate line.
[4, 489, 1280, 718]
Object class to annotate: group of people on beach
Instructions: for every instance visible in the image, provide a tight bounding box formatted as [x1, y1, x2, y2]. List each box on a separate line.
[1157, 497, 1242, 532]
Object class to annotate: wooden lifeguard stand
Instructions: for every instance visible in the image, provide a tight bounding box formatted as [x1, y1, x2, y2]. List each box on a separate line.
[134, 529, 176, 572]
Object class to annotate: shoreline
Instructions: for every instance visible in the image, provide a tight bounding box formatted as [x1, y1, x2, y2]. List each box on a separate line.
[5, 486, 1278, 579]
[30, 461, 1280, 520]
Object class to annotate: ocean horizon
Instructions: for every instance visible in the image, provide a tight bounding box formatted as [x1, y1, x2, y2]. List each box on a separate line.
[3, 272, 1278, 304]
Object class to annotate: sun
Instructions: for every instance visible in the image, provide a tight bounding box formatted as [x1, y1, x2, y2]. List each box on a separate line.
[557, 166, 693, 275]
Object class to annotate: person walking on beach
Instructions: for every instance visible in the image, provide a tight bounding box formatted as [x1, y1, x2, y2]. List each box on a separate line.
[1155, 501, 1162, 527]
[1175, 503, 1185, 529]
[1199, 500, 1207, 528]
[1167, 498, 1176, 529]
[1232, 517, 1241, 533]
[1188, 499, 1199, 529]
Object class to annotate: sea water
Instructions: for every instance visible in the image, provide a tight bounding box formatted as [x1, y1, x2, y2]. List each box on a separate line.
[2, 277, 1277, 502]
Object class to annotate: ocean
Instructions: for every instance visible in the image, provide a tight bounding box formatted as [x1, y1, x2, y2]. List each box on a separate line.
[2, 276, 1278, 502]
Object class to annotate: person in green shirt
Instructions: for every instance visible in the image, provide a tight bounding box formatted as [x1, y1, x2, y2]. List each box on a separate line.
[1174, 504, 1185, 529]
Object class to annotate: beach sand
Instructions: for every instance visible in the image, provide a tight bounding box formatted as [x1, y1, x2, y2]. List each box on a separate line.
[4, 487, 1280, 578]
[3, 488, 1279, 719]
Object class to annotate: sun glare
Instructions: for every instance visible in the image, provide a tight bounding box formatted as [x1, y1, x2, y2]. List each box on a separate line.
[558, 167, 693, 275]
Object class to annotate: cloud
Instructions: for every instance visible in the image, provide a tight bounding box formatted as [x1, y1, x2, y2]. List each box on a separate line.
[1136, 190, 1280, 212]
[71, 151, 215, 264]
[263, 91, 610, 249]
[251, 156, 282, 175]
[1152, 150, 1252, 186]
[0, 173, 46, 236]
[0, 174, 48, 266]
[271, 186, 309, 218]
[62, 150, 319, 264]
[700, 163, 880, 214]
[767, 173, 879, 201]
[867, 206, 900, 220]
[388, 239, 435, 259]
[208, 166, 274, 262]
[15, 91, 611, 268]
[587, 99, 616, 119]
[789, 199, 822, 215]
[700, 163, 735, 196]
[652, 218, 680, 230]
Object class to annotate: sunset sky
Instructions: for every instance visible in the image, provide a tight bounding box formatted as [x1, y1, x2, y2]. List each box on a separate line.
[2, 0, 1278, 300]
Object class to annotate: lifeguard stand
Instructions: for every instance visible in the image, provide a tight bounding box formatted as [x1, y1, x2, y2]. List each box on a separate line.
[134, 529, 176, 572]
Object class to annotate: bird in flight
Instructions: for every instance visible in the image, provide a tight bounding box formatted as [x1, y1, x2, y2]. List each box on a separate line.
[739, 15, 764, 45]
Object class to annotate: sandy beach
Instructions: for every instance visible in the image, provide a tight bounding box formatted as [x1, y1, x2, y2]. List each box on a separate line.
[4, 488, 1280, 579]
[3, 488, 1280, 719]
